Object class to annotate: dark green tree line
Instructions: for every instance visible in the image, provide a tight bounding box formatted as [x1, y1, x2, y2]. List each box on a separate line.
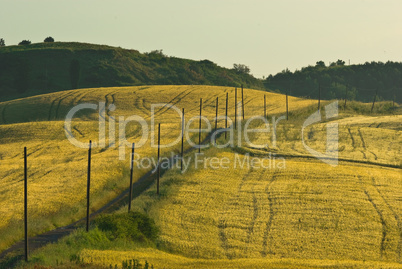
[264, 61, 402, 103]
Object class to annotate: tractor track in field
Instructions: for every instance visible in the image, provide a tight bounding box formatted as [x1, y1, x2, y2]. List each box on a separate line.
[238, 147, 401, 169]
[48, 91, 72, 121]
[246, 184, 259, 245]
[54, 91, 81, 120]
[358, 128, 366, 149]
[73, 126, 84, 137]
[153, 89, 194, 117]
[217, 168, 254, 259]
[47, 98, 57, 121]
[178, 90, 215, 117]
[0, 129, 224, 267]
[363, 190, 387, 258]
[348, 128, 356, 149]
[370, 177, 402, 261]
[217, 219, 229, 257]
[132, 92, 150, 119]
[245, 171, 263, 245]
[26, 145, 43, 158]
[356, 128, 369, 159]
[245, 170, 271, 249]
[370, 151, 378, 160]
[360, 150, 367, 159]
[261, 171, 278, 257]
[104, 91, 118, 119]
[104, 94, 111, 118]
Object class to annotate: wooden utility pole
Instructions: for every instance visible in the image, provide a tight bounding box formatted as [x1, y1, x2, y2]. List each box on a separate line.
[286, 90, 289, 120]
[225, 92, 228, 139]
[198, 98, 202, 153]
[241, 84, 244, 120]
[128, 143, 135, 212]
[371, 88, 378, 113]
[392, 86, 395, 109]
[86, 140, 92, 232]
[318, 84, 321, 111]
[181, 108, 184, 171]
[157, 124, 160, 195]
[24, 147, 28, 262]
[344, 86, 348, 110]
[215, 97, 218, 144]
[235, 88, 237, 129]
[215, 97, 218, 130]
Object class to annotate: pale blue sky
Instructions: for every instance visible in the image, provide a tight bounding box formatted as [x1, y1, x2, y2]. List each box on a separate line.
[1, 0, 401, 77]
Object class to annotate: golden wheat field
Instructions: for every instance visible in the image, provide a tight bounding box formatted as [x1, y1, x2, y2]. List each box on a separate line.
[1, 85, 401, 268]
[246, 114, 402, 166]
[121, 147, 401, 265]
[78, 248, 402, 269]
[0, 85, 315, 252]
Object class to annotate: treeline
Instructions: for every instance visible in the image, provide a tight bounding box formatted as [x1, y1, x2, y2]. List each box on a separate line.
[264, 61, 402, 103]
[0, 42, 263, 100]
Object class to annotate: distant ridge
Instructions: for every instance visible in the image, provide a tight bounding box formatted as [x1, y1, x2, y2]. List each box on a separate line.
[264, 61, 402, 103]
[0, 42, 263, 100]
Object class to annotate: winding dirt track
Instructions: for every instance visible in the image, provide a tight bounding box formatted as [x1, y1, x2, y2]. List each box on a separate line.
[0, 129, 222, 267]
[1, 130, 400, 266]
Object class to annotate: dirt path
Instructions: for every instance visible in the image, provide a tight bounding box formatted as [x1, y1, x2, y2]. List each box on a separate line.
[0, 129, 222, 267]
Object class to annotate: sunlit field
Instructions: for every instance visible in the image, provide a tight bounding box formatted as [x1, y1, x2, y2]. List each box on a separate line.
[0, 85, 315, 253]
[78, 248, 402, 269]
[1, 85, 401, 269]
[120, 147, 401, 265]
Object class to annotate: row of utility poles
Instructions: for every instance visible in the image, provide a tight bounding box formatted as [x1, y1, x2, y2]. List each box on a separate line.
[21, 82, 394, 261]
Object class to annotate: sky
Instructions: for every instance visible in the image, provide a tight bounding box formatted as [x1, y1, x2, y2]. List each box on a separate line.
[1, 0, 401, 78]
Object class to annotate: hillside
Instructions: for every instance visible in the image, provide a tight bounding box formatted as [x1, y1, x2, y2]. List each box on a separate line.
[264, 61, 402, 103]
[0, 86, 401, 268]
[0, 85, 316, 254]
[0, 42, 263, 100]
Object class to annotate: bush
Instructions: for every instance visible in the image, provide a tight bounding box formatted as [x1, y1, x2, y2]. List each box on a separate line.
[0, 38, 5, 47]
[18, 40, 31, 45]
[44, 36, 54, 42]
[95, 211, 159, 242]
[233, 63, 250, 74]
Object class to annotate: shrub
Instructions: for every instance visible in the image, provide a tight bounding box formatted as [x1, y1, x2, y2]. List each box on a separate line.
[233, 63, 250, 74]
[95, 211, 159, 242]
[18, 40, 31, 45]
[44, 36, 54, 42]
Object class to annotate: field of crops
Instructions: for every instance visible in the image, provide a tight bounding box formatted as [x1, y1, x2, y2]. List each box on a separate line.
[1, 85, 401, 268]
[122, 148, 401, 265]
[78, 248, 402, 269]
[0, 85, 316, 252]
[262, 114, 402, 166]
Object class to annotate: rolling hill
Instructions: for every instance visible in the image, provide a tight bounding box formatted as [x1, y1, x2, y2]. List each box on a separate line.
[0, 85, 401, 268]
[0, 42, 263, 101]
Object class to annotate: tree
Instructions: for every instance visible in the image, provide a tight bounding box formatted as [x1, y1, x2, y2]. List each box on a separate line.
[0, 38, 5, 47]
[44, 36, 54, 42]
[233, 63, 250, 74]
[69, 59, 80, 89]
[18, 40, 31, 45]
[336, 59, 345, 66]
[148, 49, 163, 55]
[315, 61, 326, 67]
